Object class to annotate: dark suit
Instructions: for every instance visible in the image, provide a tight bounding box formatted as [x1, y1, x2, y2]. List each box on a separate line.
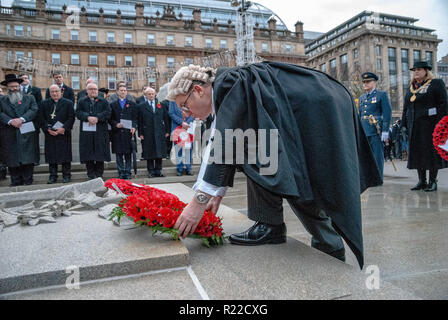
[0, 94, 39, 185]
[137, 98, 170, 176]
[40, 97, 75, 181]
[76, 96, 111, 178]
[109, 99, 137, 179]
[358, 89, 392, 179]
[46, 84, 75, 104]
[136, 95, 145, 105]
[22, 84, 43, 164]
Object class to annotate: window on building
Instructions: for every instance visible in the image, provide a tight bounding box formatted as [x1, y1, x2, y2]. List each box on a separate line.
[185, 58, 194, 65]
[167, 57, 175, 68]
[262, 42, 268, 53]
[71, 54, 80, 65]
[353, 48, 358, 59]
[52, 53, 61, 64]
[426, 51, 433, 65]
[147, 56, 155, 67]
[15, 51, 25, 61]
[125, 56, 133, 67]
[377, 59, 382, 71]
[340, 54, 348, 81]
[107, 32, 115, 43]
[126, 76, 133, 90]
[286, 43, 292, 53]
[413, 50, 421, 62]
[376, 45, 381, 56]
[185, 36, 193, 47]
[167, 35, 174, 46]
[6, 24, 11, 36]
[329, 58, 337, 77]
[89, 54, 98, 65]
[149, 77, 156, 88]
[14, 25, 24, 37]
[320, 63, 327, 73]
[108, 77, 116, 90]
[205, 38, 213, 48]
[7, 50, 12, 61]
[124, 33, 132, 44]
[107, 55, 116, 66]
[51, 29, 60, 40]
[147, 33, 155, 44]
[28, 51, 32, 59]
[71, 30, 79, 41]
[89, 31, 97, 42]
[220, 39, 227, 49]
[72, 76, 80, 90]
[401, 49, 410, 87]
[27, 26, 31, 37]
[388, 47, 396, 58]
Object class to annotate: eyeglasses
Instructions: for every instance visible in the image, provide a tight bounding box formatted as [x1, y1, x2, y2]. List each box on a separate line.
[180, 89, 193, 114]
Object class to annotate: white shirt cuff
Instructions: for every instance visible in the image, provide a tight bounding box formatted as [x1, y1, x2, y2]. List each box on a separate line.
[193, 180, 228, 197]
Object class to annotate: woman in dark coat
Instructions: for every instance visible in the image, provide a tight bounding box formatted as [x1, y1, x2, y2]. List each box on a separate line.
[40, 85, 75, 184]
[402, 61, 448, 192]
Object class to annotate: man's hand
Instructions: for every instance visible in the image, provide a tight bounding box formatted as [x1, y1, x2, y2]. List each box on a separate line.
[206, 196, 223, 214]
[87, 116, 98, 125]
[182, 121, 190, 130]
[47, 129, 58, 136]
[131, 128, 136, 135]
[116, 123, 124, 129]
[55, 128, 65, 135]
[10, 118, 23, 128]
[165, 133, 169, 138]
[139, 135, 144, 140]
[174, 200, 207, 238]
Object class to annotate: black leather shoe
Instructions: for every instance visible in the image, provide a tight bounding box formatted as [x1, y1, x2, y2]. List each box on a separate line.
[229, 222, 287, 246]
[424, 180, 437, 192]
[62, 177, 71, 183]
[411, 181, 427, 191]
[47, 179, 57, 184]
[176, 172, 183, 176]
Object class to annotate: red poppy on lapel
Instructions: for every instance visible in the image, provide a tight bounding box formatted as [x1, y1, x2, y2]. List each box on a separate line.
[95, 98, 99, 102]
[61, 87, 65, 91]
[126, 104, 130, 108]
[18, 101, 22, 105]
[156, 103, 162, 109]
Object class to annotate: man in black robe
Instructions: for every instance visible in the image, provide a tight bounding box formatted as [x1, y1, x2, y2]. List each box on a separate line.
[77, 78, 104, 103]
[0, 74, 39, 186]
[109, 83, 137, 179]
[40, 85, 75, 184]
[137, 87, 170, 177]
[167, 62, 381, 269]
[45, 71, 75, 104]
[76, 83, 111, 179]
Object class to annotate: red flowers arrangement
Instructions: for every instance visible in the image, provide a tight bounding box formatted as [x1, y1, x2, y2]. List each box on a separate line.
[172, 126, 194, 147]
[105, 179, 225, 247]
[433, 116, 448, 161]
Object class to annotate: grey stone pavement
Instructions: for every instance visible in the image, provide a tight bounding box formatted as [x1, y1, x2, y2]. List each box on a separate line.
[0, 159, 447, 300]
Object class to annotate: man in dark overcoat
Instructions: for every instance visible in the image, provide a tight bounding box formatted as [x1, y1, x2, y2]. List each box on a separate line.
[109, 83, 137, 179]
[0, 74, 39, 186]
[40, 84, 75, 184]
[76, 83, 111, 179]
[137, 87, 170, 177]
[45, 71, 75, 104]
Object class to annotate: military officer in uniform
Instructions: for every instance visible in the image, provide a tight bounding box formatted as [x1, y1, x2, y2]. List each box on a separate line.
[359, 72, 392, 181]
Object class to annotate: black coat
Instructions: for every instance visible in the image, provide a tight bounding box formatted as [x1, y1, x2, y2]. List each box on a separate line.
[137, 99, 170, 159]
[402, 78, 448, 170]
[203, 61, 382, 269]
[40, 97, 75, 164]
[76, 96, 111, 163]
[77, 90, 104, 104]
[22, 85, 43, 107]
[109, 99, 137, 154]
[46, 84, 75, 104]
[0, 94, 39, 167]
[136, 95, 145, 105]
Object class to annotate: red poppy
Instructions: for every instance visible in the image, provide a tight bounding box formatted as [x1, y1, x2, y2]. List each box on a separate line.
[126, 104, 130, 108]
[18, 101, 22, 105]
[156, 103, 162, 109]
[95, 98, 98, 102]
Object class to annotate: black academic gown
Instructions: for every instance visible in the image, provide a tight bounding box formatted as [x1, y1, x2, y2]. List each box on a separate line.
[109, 99, 137, 155]
[203, 61, 382, 269]
[76, 96, 111, 163]
[137, 99, 170, 160]
[46, 84, 75, 104]
[40, 97, 75, 164]
[0, 94, 39, 167]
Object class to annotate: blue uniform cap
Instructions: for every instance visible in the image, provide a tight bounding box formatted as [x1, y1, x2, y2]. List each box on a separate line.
[361, 72, 378, 81]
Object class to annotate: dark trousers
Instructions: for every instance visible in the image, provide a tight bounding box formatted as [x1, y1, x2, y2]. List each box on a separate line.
[9, 164, 34, 186]
[246, 178, 344, 255]
[147, 158, 162, 176]
[116, 153, 131, 179]
[85, 161, 104, 179]
[367, 135, 384, 180]
[49, 162, 71, 180]
[0, 164, 6, 180]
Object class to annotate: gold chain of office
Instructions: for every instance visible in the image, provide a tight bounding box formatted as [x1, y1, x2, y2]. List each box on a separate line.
[409, 79, 432, 102]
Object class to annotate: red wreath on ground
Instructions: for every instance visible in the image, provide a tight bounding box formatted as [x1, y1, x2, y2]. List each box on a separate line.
[433, 115, 448, 161]
[171, 125, 194, 147]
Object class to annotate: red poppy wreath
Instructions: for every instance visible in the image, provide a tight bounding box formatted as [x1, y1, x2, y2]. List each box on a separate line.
[105, 179, 225, 247]
[433, 116, 448, 161]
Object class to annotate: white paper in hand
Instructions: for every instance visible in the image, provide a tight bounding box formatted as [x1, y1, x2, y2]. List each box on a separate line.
[52, 121, 64, 130]
[439, 141, 448, 152]
[19, 122, 35, 134]
[120, 119, 133, 130]
[83, 122, 97, 132]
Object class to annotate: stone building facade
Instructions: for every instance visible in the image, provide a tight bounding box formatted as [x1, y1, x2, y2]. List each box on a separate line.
[305, 11, 442, 119]
[0, 0, 305, 98]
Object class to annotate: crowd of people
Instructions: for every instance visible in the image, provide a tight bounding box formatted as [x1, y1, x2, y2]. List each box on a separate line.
[0, 71, 200, 187]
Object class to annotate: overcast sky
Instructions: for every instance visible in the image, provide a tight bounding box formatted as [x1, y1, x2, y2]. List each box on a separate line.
[255, 0, 448, 60]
